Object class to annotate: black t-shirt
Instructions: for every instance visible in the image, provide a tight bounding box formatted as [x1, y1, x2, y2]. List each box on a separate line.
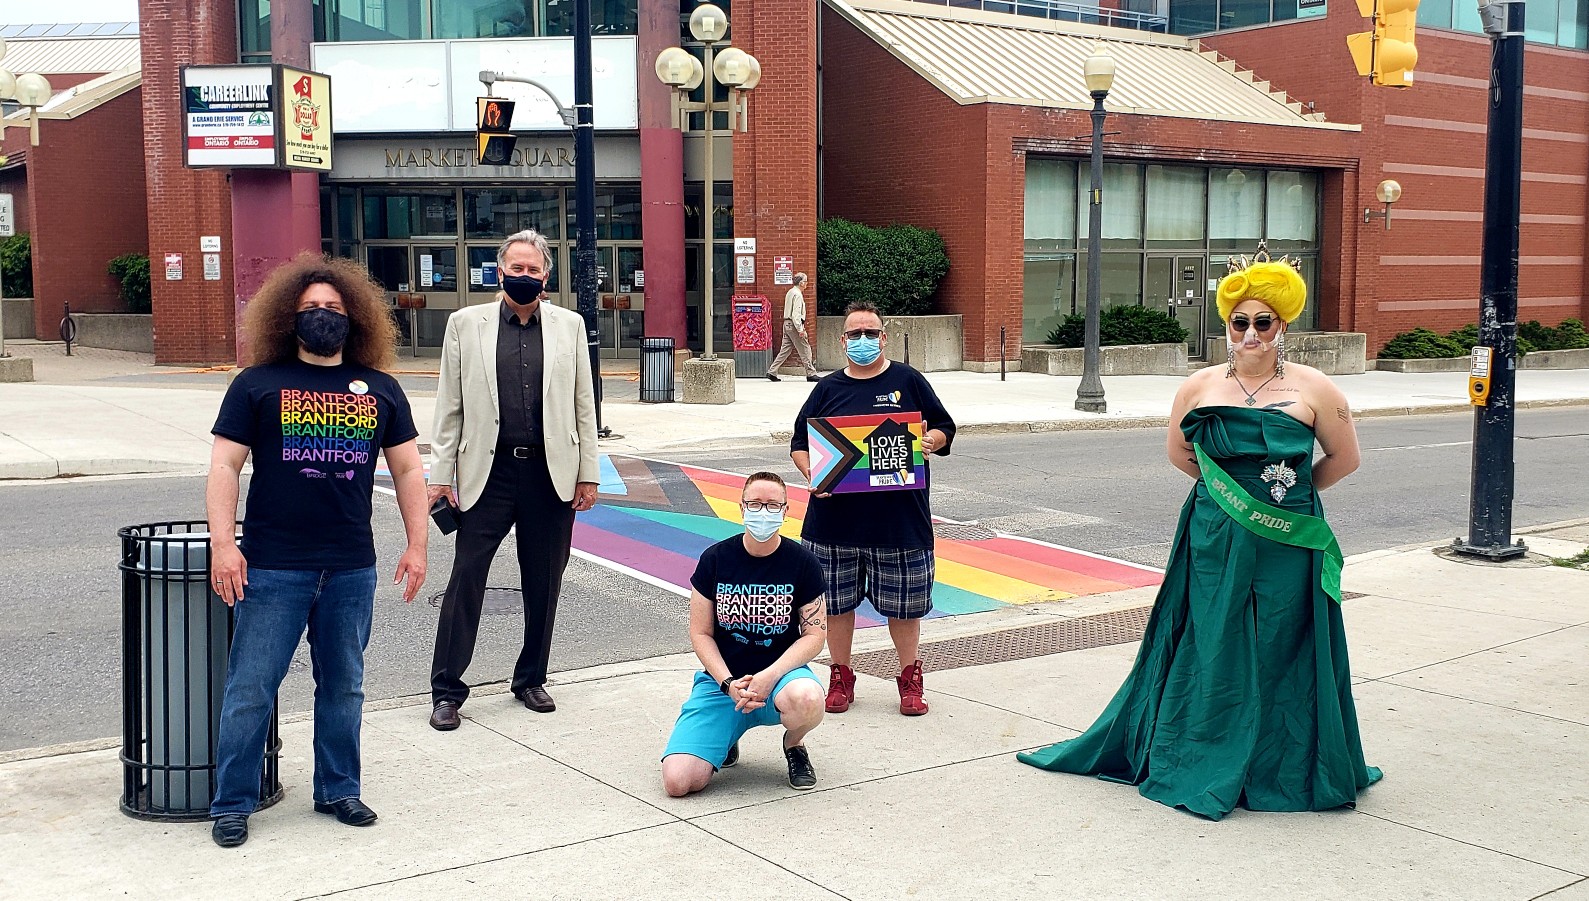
[212, 360, 418, 570]
[790, 363, 956, 549]
[690, 536, 826, 679]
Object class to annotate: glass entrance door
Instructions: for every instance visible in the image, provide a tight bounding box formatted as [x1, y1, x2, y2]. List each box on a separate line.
[1147, 255, 1208, 360]
[597, 244, 645, 358]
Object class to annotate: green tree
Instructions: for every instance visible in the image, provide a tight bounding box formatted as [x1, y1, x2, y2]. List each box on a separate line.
[815, 218, 950, 317]
[0, 234, 31, 298]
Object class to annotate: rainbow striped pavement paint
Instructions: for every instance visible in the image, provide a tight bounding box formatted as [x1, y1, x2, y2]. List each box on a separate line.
[575, 455, 1163, 628]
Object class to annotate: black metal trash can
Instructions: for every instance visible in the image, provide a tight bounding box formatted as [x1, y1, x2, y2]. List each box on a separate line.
[640, 336, 676, 403]
[118, 521, 282, 821]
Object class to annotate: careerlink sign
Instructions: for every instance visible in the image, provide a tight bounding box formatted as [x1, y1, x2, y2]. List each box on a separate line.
[182, 64, 334, 171]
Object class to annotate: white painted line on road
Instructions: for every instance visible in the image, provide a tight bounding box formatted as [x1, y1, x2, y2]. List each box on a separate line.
[1368, 441, 1473, 451]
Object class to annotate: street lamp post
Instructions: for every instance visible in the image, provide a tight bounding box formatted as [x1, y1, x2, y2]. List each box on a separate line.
[0, 38, 50, 377]
[1075, 43, 1115, 414]
[655, 4, 760, 361]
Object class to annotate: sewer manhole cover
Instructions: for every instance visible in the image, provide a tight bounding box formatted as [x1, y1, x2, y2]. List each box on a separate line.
[426, 587, 522, 615]
[933, 522, 998, 541]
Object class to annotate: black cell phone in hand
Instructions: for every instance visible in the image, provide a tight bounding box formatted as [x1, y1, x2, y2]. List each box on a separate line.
[429, 496, 461, 535]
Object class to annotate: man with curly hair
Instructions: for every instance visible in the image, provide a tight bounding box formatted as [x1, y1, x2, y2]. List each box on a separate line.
[206, 253, 430, 848]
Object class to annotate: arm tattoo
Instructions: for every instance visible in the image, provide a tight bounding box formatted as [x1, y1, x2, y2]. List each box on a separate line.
[1336, 406, 1351, 423]
[799, 602, 827, 632]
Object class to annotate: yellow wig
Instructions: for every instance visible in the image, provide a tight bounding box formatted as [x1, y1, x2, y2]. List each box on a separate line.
[1216, 261, 1306, 324]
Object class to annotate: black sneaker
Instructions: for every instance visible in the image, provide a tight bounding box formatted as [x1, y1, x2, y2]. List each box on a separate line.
[723, 742, 740, 768]
[766, 373, 781, 382]
[784, 744, 816, 790]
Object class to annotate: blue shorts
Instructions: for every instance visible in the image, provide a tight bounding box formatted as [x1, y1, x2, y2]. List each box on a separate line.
[661, 666, 821, 769]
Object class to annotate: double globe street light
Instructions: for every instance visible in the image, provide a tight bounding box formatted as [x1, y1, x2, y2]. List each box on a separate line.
[0, 39, 54, 147]
[654, 3, 760, 361]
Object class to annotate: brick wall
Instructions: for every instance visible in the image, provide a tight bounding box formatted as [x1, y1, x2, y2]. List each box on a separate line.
[1205, 13, 1589, 353]
[24, 89, 150, 334]
[139, 0, 239, 364]
[733, 0, 819, 334]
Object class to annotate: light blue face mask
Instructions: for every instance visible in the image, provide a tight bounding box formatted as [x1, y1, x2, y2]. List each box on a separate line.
[845, 335, 882, 366]
[743, 507, 785, 541]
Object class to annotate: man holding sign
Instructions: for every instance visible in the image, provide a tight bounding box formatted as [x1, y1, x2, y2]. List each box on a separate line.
[790, 301, 955, 716]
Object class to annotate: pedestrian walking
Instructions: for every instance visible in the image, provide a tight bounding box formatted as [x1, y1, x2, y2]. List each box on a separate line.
[766, 272, 820, 382]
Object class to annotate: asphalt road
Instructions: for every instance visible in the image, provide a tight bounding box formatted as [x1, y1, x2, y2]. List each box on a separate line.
[2, 407, 1585, 751]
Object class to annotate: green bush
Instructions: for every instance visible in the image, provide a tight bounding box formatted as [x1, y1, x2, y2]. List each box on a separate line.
[0, 234, 31, 298]
[1519, 318, 1589, 351]
[108, 253, 152, 314]
[1044, 304, 1190, 348]
[815, 218, 950, 317]
[1382, 323, 1544, 359]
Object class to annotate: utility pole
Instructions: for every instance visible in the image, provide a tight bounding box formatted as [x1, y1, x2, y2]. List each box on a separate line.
[573, 0, 607, 436]
[1455, 0, 1526, 560]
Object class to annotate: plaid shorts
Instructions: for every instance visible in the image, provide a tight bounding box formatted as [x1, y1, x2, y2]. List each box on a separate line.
[801, 540, 934, 620]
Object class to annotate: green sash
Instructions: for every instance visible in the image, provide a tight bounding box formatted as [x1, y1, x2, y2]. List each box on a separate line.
[1194, 444, 1345, 604]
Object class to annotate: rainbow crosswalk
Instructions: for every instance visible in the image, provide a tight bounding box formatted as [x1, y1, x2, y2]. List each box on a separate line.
[377, 454, 1163, 627]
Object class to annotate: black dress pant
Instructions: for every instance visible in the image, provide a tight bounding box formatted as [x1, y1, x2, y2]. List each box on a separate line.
[430, 448, 575, 706]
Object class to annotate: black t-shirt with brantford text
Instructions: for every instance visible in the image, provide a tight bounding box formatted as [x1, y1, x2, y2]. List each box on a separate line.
[790, 363, 956, 549]
[690, 536, 826, 679]
[212, 361, 418, 570]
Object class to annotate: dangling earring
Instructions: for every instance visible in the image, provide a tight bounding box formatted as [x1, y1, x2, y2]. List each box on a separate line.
[1275, 331, 1287, 377]
[1226, 343, 1236, 378]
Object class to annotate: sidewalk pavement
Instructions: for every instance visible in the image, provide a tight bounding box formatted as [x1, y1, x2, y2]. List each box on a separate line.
[2, 520, 1586, 900]
[3, 340, 1588, 480]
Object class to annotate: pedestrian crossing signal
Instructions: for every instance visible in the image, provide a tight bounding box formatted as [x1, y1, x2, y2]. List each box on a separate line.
[477, 97, 517, 165]
[1348, 0, 1420, 87]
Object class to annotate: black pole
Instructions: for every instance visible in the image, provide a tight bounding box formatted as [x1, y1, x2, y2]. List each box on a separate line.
[1456, 0, 1526, 560]
[574, 0, 608, 437]
[1075, 93, 1107, 413]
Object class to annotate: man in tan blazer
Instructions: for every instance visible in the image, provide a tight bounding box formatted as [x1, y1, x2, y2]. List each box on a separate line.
[426, 229, 599, 729]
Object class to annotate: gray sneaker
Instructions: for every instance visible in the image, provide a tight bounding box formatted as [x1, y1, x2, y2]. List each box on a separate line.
[784, 744, 816, 790]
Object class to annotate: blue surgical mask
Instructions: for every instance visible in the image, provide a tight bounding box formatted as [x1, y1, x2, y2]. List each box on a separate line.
[845, 335, 882, 366]
[743, 507, 784, 541]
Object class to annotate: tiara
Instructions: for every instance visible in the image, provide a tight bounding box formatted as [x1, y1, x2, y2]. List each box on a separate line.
[1226, 240, 1302, 275]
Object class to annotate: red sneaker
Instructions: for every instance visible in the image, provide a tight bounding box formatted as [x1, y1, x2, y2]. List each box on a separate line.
[826, 663, 856, 713]
[897, 660, 929, 716]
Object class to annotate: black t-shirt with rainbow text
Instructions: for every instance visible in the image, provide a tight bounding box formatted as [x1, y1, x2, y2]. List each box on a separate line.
[690, 536, 825, 678]
[212, 360, 417, 570]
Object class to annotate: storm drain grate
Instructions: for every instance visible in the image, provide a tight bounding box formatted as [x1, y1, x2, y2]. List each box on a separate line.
[841, 606, 1152, 680]
[426, 587, 522, 616]
[931, 522, 999, 541]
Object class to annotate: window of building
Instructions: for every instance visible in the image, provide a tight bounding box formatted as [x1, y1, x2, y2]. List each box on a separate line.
[1146, 164, 1206, 247]
[362, 189, 458, 239]
[684, 183, 734, 240]
[434, 0, 535, 38]
[1209, 167, 1263, 251]
[465, 188, 562, 238]
[245, 0, 635, 48]
[323, 0, 424, 41]
[1264, 170, 1318, 250]
[542, 0, 639, 36]
[1077, 163, 1143, 248]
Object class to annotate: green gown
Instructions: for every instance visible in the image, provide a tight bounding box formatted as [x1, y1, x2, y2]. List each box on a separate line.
[1018, 406, 1380, 820]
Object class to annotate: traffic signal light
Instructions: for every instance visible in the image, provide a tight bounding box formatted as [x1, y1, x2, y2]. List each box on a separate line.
[1348, 0, 1420, 87]
[477, 97, 516, 165]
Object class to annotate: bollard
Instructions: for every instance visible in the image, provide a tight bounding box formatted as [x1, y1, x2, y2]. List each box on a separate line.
[118, 521, 282, 821]
[1000, 325, 1007, 382]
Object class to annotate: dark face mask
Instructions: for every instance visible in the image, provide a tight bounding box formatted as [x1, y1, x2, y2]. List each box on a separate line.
[295, 308, 350, 358]
[501, 273, 545, 304]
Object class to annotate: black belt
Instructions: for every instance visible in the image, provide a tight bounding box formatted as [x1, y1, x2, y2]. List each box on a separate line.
[500, 444, 544, 458]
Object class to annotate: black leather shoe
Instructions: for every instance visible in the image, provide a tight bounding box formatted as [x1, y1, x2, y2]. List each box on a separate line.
[723, 742, 740, 769]
[430, 701, 460, 731]
[766, 373, 781, 381]
[518, 685, 556, 713]
[211, 814, 249, 848]
[806, 375, 821, 382]
[314, 798, 378, 826]
[785, 744, 816, 791]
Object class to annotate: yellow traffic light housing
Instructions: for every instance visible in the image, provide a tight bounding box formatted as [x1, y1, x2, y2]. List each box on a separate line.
[477, 97, 517, 165]
[1348, 0, 1420, 87]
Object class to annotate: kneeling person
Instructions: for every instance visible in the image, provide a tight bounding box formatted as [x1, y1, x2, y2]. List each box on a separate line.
[662, 472, 827, 796]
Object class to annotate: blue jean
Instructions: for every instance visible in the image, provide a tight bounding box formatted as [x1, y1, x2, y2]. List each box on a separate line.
[210, 566, 376, 817]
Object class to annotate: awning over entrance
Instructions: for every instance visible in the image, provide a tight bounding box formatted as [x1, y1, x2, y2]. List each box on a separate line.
[823, 0, 1358, 131]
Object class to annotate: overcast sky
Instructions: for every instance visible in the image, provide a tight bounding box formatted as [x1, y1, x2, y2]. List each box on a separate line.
[0, 0, 137, 24]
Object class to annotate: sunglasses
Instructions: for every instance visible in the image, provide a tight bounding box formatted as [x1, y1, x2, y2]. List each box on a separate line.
[1228, 314, 1280, 335]
[842, 328, 884, 340]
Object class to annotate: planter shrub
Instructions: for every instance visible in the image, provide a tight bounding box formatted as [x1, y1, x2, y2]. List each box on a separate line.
[1045, 304, 1189, 348]
[1, 234, 31, 298]
[1519, 318, 1589, 351]
[815, 218, 949, 317]
[1382, 324, 1537, 359]
[108, 253, 152, 314]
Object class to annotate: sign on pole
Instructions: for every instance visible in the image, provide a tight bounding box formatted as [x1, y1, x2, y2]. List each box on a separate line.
[182, 64, 333, 170]
[0, 193, 14, 237]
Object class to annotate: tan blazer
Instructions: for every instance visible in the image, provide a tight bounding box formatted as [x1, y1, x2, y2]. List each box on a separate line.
[429, 300, 599, 511]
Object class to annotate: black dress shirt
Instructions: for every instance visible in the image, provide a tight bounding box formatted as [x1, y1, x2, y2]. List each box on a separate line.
[497, 301, 545, 447]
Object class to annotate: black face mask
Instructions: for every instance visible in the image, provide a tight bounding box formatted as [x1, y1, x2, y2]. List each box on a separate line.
[501, 274, 545, 304]
[295, 308, 350, 358]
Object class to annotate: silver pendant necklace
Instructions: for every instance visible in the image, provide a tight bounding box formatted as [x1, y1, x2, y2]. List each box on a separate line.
[1232, 371, 1279, 406]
